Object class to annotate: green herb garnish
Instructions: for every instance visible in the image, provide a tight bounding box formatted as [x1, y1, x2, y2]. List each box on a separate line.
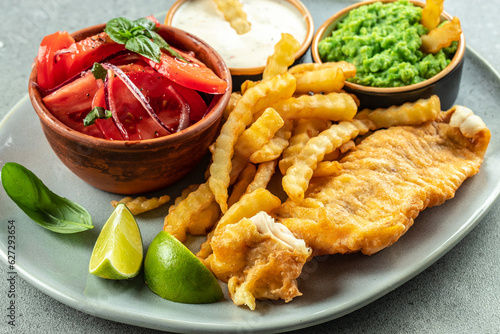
[84, 106, 112, 126]
[1, 162, 93, 233]
[104, 16, 186, 63]
[91, 62, 107, 80]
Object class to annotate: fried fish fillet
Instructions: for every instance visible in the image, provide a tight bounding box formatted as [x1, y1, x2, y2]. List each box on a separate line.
[205, 212, 311, 310]
[275, 106, 490, 256]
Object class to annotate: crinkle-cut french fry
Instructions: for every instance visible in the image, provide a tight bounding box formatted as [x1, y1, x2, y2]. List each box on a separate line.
[293, 66, 346, 94]
[355, 95, 441, 128]
[245, 160, 277, 194]
[209, 73, 296, 213]
[215, 188, 282, 233]
[188, 201, 221, 236]
[228, 163, 257, 208]
[234, 108, 284, 159]
[197, 229, 215, 262]
[421, 0, 445, 31]
[323, 148, 340, 161]
[213, 0, 251, 35]
[279, 119, 331, 174]
[340, 140, 356, 154]
[312, 161, 342, 178]
[163, 182, 214, 242]
[262, 33, 301, 81]
[229, 153, 248, 185]
[240, 80, 257, 94]
[421, 17, 462, 54]
[223, 92, 242, 121]
[288, 61, 356, 78]
[272, 92, 358, 121]
[250, 119, 293, 164]
[169, 184, 199, 214]
[282, 119, 375, 203]
[111, 195, 170, 215]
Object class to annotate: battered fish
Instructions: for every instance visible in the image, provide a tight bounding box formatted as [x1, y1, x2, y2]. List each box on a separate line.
[206, 212, 311, 310]
[275, 106, 490, 256]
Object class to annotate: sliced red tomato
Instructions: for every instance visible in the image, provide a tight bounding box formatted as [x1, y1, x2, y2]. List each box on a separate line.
[42, 72, 104, 138]
[126, 65, 207, 124]
[144, 49, 228, 94]
[90, 85, 124, 140]
[168, 80, 208, 123]
[59, 32, 124, 80]
[107, 74, 171, 140]
[36, 31, 75, 90]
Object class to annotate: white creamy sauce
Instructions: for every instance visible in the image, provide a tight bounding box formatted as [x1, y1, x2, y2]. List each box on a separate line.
[172, 0, 308, 69]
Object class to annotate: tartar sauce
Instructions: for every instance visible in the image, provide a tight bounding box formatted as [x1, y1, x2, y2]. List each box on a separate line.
[171, 0, 308, 69]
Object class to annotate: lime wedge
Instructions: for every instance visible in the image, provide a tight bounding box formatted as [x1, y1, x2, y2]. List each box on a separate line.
[89, 203, 143, 279]
[144, 231, 223, 304]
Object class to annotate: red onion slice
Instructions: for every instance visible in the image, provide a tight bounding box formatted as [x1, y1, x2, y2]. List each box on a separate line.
[165, 85, 190, 132]
[103, 71, 130, 140]
[101, 62, 173, 134]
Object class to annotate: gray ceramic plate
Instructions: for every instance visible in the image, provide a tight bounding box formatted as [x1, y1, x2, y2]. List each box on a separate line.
[0, 47, 499, 333]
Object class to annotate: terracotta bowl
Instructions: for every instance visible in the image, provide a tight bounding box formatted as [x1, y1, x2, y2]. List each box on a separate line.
[29, 24, 232, 195]
[165, 0, 314, 90]
[311, 0, 465, 110]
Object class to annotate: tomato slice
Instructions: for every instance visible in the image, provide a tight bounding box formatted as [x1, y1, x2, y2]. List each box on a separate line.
[107, 74, 171, 140]
[168, 80, 208, 123]
[144, 49, 228, 94]
[59, 32, 124, 80]
[36, 31, 75, 90]
[90, 85, 124, 140]
[42, 72, 104, 138]
[127, 66, 207, 124]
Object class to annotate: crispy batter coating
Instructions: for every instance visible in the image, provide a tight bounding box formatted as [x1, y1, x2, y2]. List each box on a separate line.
[206, 212, 311, 310]
[275, 107, 490, 256]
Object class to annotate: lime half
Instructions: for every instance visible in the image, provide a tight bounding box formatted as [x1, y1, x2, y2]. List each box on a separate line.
[89, 203, 143, 279]
[144, 231, 223, 304]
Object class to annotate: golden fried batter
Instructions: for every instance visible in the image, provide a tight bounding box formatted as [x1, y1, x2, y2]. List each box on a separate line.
[275, 106, 490, 256]
[205, 212, 311, 310]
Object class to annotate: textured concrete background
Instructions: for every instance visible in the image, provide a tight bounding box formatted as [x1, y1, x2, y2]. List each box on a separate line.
[1, 0, 499, 333]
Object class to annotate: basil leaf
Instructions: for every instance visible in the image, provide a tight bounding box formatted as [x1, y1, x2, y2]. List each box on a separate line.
[149, 30, 187, 62]
[1, 162, 93, 234]
[104, 15, 187, 63]
[133, 17, 158, 31]
[84, 107, 112, 126]
[125, 35, 161, 63]
[105, 17, 134, 44]
[91, 62, 107, 80]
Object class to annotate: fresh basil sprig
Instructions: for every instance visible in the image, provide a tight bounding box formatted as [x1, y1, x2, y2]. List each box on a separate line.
[1, 162, 93, 234]
[84, 107, 112, 126]
[104, 16, 186, 63]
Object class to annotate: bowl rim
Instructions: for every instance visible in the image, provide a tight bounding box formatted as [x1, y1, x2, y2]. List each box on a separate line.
[165, 0, 315, 76]
[311, 0, 466, 93]
[29, 23, 232, 151]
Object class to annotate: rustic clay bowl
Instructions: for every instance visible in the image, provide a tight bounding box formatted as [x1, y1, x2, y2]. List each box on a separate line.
[165, 0, 314, 90]
[29, 24, 232, 195]
[311, 0, 465, 110]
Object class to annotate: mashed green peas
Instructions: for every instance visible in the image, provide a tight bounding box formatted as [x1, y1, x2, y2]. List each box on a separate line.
[318, 0, 458, 87]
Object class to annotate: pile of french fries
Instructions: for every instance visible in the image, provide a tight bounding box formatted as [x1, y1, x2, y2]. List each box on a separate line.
[113, 0, 461, 263]
[159, 31, 443, 260]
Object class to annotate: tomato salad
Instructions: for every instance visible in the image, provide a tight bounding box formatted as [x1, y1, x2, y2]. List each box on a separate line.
[34, 16, 228, 141]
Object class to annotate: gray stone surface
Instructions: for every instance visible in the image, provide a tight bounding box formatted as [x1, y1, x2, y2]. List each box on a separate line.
[1, 0, 499, 333]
